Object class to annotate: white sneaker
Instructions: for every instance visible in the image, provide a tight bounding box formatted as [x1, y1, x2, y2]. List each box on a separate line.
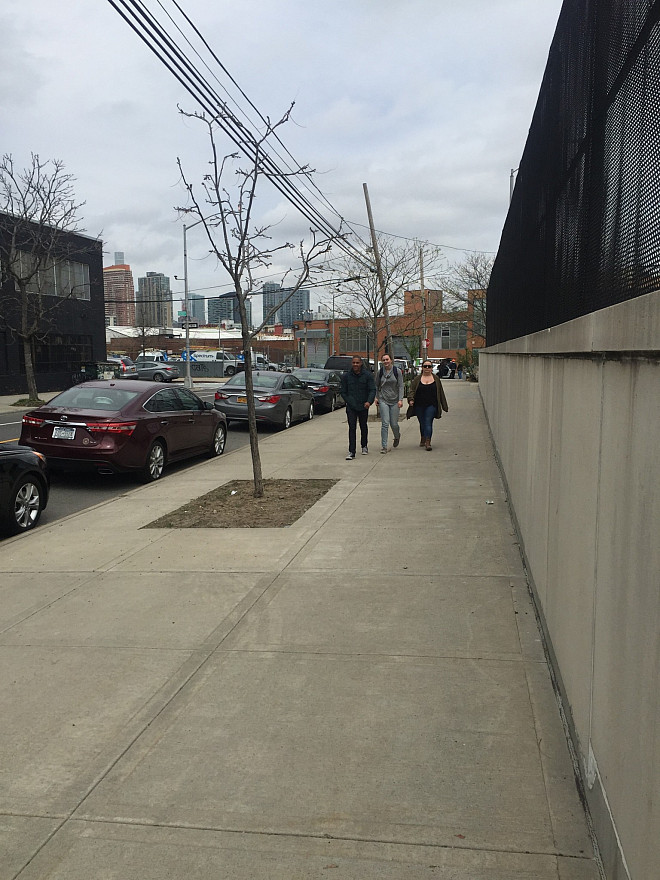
[380, 447, 387, 454]
[346, 452, 355, 460]
[361, 447, 368, 455]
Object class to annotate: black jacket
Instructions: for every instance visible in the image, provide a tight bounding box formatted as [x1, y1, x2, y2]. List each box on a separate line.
[340, 367, 376, 412]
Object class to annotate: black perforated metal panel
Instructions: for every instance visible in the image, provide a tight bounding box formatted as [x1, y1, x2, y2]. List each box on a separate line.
[487, 0, 660, 345]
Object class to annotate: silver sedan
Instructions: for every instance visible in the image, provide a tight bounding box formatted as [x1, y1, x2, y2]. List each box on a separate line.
[214, 371, 314, 429]
[135, 360, 180, 382]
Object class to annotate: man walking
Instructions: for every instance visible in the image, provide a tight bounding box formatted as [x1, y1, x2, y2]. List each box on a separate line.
[340, 356, 376, 460]
[375, 353, 404, 453]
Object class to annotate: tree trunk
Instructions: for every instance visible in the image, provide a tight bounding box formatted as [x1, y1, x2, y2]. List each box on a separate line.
[22, 337, 39, 402]
[237, 294, 264, 498]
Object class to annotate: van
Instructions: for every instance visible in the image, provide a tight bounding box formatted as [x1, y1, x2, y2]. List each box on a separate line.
[136, 351, 167, 363]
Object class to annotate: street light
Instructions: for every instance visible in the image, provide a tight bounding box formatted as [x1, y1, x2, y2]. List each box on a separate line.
[181, 218, 206, 389]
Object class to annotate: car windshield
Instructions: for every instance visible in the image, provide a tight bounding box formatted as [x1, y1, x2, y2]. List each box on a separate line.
[48, 386, 141, 411]
[225, 372, 280, 389]
[294, 370, 327, 381]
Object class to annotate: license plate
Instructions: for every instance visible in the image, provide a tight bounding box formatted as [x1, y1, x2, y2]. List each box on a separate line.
[236, 396, 247, 404]
[53, 425, 76, 440]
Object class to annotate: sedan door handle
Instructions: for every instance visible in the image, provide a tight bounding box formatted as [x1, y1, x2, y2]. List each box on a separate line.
[160, 420, 169, 425]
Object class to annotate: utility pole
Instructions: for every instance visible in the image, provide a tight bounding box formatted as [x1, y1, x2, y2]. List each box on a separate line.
[419, 246, 427, 363]
[363, 183, 393, 360]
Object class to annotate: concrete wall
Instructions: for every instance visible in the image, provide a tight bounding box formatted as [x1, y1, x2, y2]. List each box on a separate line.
[479, 291, 660, 880]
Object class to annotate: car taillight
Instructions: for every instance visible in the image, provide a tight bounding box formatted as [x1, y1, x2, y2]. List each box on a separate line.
[22, 415, 45, 427]
[316, 385, 330, 393]
[215, 392, 229, 400]
[85, 422, 136, 436]
[256, 394, 281, 404]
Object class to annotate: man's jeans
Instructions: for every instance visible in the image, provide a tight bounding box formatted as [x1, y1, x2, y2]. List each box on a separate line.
[379, 401, 401, 448]
[347, 407, 369, 454]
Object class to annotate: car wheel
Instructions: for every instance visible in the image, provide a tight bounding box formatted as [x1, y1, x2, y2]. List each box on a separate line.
[280, 407, 292, 430]
[2, 476, 44, 535]
[153, 372, 165, 382]
[306, 401, 314, 421]
[210, 423, 227, 456]
[142, 440, 166, 482]
[225, 366, 236, 376]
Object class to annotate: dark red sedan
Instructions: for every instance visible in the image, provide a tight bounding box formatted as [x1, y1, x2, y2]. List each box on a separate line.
[20, 381, 227, 482]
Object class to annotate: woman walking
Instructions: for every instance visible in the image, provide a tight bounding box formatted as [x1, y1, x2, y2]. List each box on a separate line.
[407, 360, 448, 450]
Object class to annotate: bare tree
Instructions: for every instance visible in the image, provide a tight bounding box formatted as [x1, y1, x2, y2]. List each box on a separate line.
[0, 153, 92, 402]
[435, 252, 493, 345]
[176, 106, 343, 497]
[327, 238, 444, 363]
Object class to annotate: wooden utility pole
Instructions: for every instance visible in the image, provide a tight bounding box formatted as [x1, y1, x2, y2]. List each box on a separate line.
[363, 183, 393, 359]
[419, 246, 427, 362]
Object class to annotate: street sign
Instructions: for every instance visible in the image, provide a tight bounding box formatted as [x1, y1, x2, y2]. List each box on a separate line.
[423, 338, 429, 348]
[184, 321, 199, 328]
[178, 310, 187, 317]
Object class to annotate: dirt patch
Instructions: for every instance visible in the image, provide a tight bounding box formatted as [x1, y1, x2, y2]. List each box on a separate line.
[144, 478, 338, 529]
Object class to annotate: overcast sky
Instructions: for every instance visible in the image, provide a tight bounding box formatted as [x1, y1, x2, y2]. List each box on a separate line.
[2, 0, 563, 321]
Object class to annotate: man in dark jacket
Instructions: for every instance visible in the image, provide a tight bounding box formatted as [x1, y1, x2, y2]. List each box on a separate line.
[340, 356, 376, 459]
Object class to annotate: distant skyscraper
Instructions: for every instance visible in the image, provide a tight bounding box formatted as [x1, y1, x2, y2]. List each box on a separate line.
[103, 257, 135, 326]
[262, 282, 310, 328]
[208, 294, 235, 324]
[136, 272, 172, 328]
[189, 294, 205, 323]
[208, 293, 252, 328]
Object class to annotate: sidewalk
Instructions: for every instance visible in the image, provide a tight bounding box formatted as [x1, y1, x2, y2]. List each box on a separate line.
[0, 382, 599, 879]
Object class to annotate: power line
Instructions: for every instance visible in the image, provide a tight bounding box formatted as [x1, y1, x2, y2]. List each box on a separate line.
[106, 0, 371, 267]
[344, 220, 497, 255]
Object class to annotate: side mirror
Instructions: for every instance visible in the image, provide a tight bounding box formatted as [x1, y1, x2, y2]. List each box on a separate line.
[204, 401, 213, 410]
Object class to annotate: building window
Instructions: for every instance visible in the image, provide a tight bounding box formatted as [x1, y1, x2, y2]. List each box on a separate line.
[18, 251, 91, 300]
[339, 326, 370, 351]
[30, 334, 94, 373]
[433, 321, 467, 350]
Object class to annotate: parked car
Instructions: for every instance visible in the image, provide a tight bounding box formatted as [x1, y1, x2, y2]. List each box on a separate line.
[0, 444, 49, 536]
[291, 368, 344, 412]
[107, 355, 138, 379]
[135, 360, 180, 382]
[324, 355, 375, 373]
[214, 371, 314, 429]
[20, 381, 227, 482]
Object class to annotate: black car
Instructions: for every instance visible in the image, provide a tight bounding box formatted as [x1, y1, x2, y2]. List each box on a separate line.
[0, 445, 49, 536]
[292, 368, 344, 412]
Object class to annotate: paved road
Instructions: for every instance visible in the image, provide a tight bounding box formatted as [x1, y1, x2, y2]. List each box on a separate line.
[0, 386, 259, 531]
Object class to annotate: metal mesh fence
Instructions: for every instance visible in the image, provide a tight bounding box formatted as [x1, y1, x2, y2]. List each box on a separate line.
[487, 0, 660, 346]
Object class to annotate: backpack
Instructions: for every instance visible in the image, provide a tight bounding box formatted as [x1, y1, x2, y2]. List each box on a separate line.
[377, 364, 399, 387]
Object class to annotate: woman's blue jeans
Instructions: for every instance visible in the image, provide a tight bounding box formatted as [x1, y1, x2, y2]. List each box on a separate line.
[415, 404, 437, 439]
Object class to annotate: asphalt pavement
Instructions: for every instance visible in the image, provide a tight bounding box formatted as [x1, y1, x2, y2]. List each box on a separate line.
[0, 381, 601, 879]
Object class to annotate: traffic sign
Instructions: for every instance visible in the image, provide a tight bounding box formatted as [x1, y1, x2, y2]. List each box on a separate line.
[178, 310, 187, 317]
[184, 321, 199, 328]
[422, 338, 429, 348]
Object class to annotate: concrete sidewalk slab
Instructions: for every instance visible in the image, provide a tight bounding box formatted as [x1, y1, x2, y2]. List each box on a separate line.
[220, 571, 523, 661]
[14, 822, 585, 880]
[76, 650, 553, 853]
[0, 382, 599, 879]
[0, 571, 267, 649]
